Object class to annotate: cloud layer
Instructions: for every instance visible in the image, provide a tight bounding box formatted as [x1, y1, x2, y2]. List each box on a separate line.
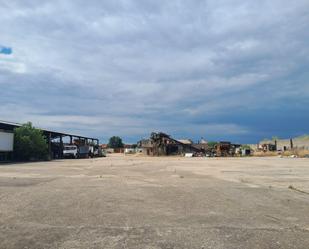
[1, 0, 309, 143]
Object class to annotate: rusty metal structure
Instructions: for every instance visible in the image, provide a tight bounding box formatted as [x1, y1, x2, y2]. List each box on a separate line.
[138, 133, 245, 157]
[138, 132, 203, 156]
[215, 142, 241, 157]
[215, 141, 231, 157]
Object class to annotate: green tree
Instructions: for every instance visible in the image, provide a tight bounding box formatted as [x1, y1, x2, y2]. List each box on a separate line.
[207, 141, 217, 148]
[14, 122, 48, 161]
[108, 136, 124, 149]
[240, 144, 251, 150]
[272, 136, 280, 141]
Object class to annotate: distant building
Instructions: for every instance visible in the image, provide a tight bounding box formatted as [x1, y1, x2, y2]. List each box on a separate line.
[215, 142, 241, 157]
[258, 136, 309, 151]
[138, 132, 202, 156]
[138, 139, 154, 155]
[292, 137, 309, 150]
[258, 142, 277, 152]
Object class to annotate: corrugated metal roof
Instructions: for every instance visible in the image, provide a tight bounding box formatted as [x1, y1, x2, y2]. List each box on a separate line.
[177, 139, 193, 145]
[0, 120, 99, 141]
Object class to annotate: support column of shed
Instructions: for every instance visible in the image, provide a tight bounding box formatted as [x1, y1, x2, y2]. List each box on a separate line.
[59, 135, 63, 159]
[48, 132, 52, 160]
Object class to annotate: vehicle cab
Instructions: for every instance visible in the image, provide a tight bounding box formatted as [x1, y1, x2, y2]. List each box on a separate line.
[63, 145, 78, 158]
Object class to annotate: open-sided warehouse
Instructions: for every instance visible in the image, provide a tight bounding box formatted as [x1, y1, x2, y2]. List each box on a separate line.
[0, 121, 99, 160]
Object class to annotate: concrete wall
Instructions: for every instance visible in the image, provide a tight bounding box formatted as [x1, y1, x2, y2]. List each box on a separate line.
[292, 138, 309, 150]
[259, 137, 309, 151]
[276, 139, 292, 151]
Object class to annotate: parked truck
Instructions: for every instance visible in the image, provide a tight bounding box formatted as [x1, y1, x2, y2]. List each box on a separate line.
[63, 144, 106, 159]
[78, 145, 94, 158]
[63, 145, 78, 158]
[94, 145, 106, 157]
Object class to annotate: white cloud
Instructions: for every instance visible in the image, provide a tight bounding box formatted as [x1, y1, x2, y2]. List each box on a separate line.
[0, 54, 27, 74]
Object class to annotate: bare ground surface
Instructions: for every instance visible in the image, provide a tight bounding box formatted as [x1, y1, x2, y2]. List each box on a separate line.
[0, 155, 309, 249]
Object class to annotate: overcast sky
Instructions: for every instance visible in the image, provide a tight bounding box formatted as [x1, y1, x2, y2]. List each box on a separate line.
[0, 0, 309, 143]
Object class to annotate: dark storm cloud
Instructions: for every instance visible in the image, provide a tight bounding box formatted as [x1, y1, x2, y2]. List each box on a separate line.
[0, 0, 308, 142]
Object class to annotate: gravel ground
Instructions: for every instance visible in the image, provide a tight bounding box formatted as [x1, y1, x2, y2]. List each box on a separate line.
[0, 155, 309, 249]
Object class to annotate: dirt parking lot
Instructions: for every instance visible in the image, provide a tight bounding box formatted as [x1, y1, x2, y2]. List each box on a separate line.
[0, 155, 309, 249]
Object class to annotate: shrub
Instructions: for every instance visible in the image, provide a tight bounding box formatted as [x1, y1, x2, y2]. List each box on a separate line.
[14, 122, 48, 161]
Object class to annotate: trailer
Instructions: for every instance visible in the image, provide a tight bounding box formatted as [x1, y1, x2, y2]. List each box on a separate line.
[0, 131, 14, 152]
[0, 131, 14, 161]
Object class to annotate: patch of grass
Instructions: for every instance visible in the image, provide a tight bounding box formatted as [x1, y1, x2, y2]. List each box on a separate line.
[282, 149, 309, 158]
[253, 151, 278, 157]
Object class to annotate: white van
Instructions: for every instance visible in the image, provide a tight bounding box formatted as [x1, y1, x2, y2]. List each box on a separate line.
[63, 145, 78, 158]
